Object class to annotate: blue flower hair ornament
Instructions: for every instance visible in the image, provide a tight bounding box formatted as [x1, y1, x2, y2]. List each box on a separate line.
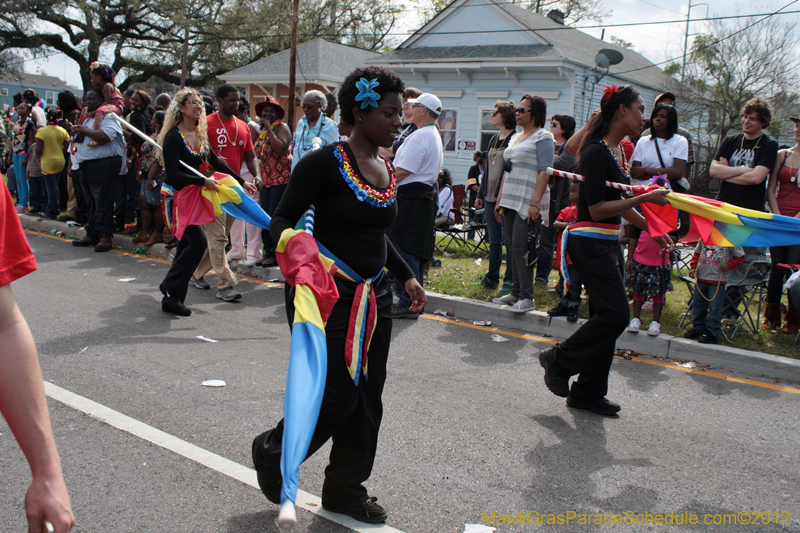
[354, 78, 381, 109]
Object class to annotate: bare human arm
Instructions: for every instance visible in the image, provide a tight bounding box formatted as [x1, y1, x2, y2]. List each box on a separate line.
[527, 170, 550, 223]
[0, 284, 75, 533]
[244, 150, 262, 190]
[394, 167, 411, 184]
[630, 158, 686, 181]
[766, 149, 786, 216]
[35, 137, 44, 160]
[710, 158, 748, 180]
[725, 165, 770, 186]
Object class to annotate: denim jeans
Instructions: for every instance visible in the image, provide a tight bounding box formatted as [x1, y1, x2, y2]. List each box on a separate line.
[692, 281, 726, 337]
[6, 164, 16, 196]
[393, 244, 423, 309]
[42, 173, 60, 218]
[260, 184, 288, 260]
[482, 200, 513, 288]
[537, 221, 556, 284]
[80, 156, 121, 240]
[13, 153, 28, 207]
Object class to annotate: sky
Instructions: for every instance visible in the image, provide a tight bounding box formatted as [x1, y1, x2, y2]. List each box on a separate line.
[27, 0, 800, 89]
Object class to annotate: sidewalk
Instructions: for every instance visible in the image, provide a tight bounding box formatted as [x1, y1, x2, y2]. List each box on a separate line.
[20, 214, 800, 384]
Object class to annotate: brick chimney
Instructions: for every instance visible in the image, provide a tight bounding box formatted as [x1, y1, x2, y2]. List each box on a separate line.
[547, 9, 565, 24]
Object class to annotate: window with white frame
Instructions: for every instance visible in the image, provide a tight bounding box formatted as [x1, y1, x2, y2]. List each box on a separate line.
[479, 107, 500, 151]
[45, 91, 57, 106]
[438, 109, 458, 152]
[0, 88, 7, 96]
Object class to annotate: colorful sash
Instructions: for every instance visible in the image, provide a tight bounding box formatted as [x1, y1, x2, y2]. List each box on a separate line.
[560, 222, 620, 293]
[315, 240, 382, 385]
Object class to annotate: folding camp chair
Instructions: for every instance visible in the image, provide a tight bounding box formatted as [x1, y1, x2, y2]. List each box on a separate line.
[437, 185, 489, 253]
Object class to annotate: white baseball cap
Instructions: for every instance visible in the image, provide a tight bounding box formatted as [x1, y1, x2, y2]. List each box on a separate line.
[408, 93, 442, 116]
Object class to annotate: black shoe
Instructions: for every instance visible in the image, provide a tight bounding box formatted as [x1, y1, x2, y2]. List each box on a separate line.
[391, 305, 419, 319]
[58, 214, 74, 222]
[684, 328, 703, 340]
[161, 296, 191, 316]
[566, 396, 621, 416]
[72, 237, 97, 247]
[698, 331, 718, 344]
[479, 278, 498, 290]
[323, 497, 387, 524]
[251, 432, 281, 505]
[37, 214, 57, 221]
[539, 346, 569, 397]
[567, 306, 579, 323]
[548, 302, 569, 317]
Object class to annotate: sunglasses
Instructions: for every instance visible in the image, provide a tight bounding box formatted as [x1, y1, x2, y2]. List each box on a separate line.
[184, 100, 203, 106]
[515, 107, 531, 114]
[491, 110, 500, 116]
[550, 122, 557, 127]
[301, 104, 317, 110]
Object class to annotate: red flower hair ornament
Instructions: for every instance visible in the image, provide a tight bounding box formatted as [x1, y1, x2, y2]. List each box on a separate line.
[602, 85, 619, 100]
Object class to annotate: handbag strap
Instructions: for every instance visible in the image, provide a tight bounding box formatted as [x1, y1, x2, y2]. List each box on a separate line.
[653, 137, 667, 169]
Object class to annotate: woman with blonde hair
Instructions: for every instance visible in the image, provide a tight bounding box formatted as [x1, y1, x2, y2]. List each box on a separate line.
[157, 88, 256, 316]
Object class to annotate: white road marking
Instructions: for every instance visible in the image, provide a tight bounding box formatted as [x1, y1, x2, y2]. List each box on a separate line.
[44, 381, 406, 533]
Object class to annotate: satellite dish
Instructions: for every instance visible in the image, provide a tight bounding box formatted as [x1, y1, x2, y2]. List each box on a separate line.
[594, 53, 610, 69]
[599, 48, 624, 66]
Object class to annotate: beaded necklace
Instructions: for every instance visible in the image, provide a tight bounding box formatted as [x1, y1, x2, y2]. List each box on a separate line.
[178, 128, 206, 158]
[333, 144, 396, 208]
[695, 245, 726, 302]
[599, 138, 629, 179]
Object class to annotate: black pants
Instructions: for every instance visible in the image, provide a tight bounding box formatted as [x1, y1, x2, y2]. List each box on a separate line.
[114, 165, 138, 227]
[253, 274, 392, 508]
[560, 264, 583, 308]
[71, 168, 89, 225]
[552, 236, 628, 400]
[80, 157, 121, 240]
[160, 224, 208, 301]
[767, 245, 800, 304]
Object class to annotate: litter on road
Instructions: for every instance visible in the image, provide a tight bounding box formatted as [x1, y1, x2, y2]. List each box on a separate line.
[464, 525, 496, 533]
[79, 347, 88, 354]
[490, 334, 509, 342]
[196, 335, 219, 343]
[118, 278, 136, 282]
[201, 380, 226, 387]
[473, 321, 492, 326]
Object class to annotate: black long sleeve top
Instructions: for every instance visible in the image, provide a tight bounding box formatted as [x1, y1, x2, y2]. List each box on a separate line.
[270, 142, 415, 284]
[162, 128, 243, 190]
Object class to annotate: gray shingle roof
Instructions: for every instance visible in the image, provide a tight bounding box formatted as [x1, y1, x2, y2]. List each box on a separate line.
[376, 1, 665, 90]
[376, 44, 559, 62]
[0, 73, 74, 91]
[494, 4, 665, 89]
[223, 38, 379, 81]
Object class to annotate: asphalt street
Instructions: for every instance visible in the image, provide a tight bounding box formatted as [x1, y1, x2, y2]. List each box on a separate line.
[2, 231, 799, 532]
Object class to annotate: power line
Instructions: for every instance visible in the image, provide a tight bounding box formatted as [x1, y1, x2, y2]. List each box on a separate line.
[616, 0, 800, 74]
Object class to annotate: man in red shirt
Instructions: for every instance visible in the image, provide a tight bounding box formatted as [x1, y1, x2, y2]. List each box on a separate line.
[0, 179, 75, 532]
[191, 84, 262, 301]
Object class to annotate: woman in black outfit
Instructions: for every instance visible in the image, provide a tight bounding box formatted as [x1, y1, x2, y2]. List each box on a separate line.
[538, 85, 671, 416]
[157, 88, 256, 316]
[252, 66, 426, 524]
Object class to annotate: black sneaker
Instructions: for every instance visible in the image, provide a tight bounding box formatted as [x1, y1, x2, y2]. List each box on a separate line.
[191, 276, 211, 290]
[251, 432, 281, 505]
[684, 328, 703, 340]
[539, 346, 569, 397]
[72, 237, 97, 247]
[323, 497, 387, 524]
[58, 214, 74, 222]
[548, 302, 569, 317]
[567, 306, 579, 323]
[698, 331, 718, 344]
[161, 296, 191, 316]
[566, 396, 621, 416]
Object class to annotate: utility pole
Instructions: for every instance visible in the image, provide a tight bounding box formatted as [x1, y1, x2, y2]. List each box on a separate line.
[681, 0, 707, 82]
[180, 25, 190, 88]
[287, 0, 300, 133]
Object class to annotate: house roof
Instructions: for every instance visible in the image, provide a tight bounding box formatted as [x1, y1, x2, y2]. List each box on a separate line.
[0, 73, 75, 92]
[376, 0, 665, 90]
[222, 38, 380, 83]
[498, 3, 665, 89]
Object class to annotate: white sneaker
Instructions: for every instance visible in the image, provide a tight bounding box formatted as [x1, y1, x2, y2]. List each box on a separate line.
[647, 321, 661, 336]
[492, 294, 518, 305]
[243, 259, 258, 267]
[508, 298, 535, 313]
[226, 253, 243, 262]
[627, 318, 641, 333]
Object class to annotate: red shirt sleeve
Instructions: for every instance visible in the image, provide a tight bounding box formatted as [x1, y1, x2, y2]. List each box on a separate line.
[726, 254, 745, 270]
[689, 252, 699, 270]
[621, 138, 635, 163]
[0, 179, 37, 286]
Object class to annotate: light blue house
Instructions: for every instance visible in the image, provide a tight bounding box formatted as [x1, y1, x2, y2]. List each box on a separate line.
[0, 73, 80, 111]
[368, 0, 667, 182]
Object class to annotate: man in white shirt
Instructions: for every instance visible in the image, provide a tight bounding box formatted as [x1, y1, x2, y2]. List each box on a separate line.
[388, 93, 443, 318]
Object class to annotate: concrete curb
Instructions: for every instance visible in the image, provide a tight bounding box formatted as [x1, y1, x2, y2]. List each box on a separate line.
[20, 215, 800, 383]
[424, 291, 800, 383]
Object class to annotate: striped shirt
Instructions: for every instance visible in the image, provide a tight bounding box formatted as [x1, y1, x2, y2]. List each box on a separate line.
[498, 127, 555, 225]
